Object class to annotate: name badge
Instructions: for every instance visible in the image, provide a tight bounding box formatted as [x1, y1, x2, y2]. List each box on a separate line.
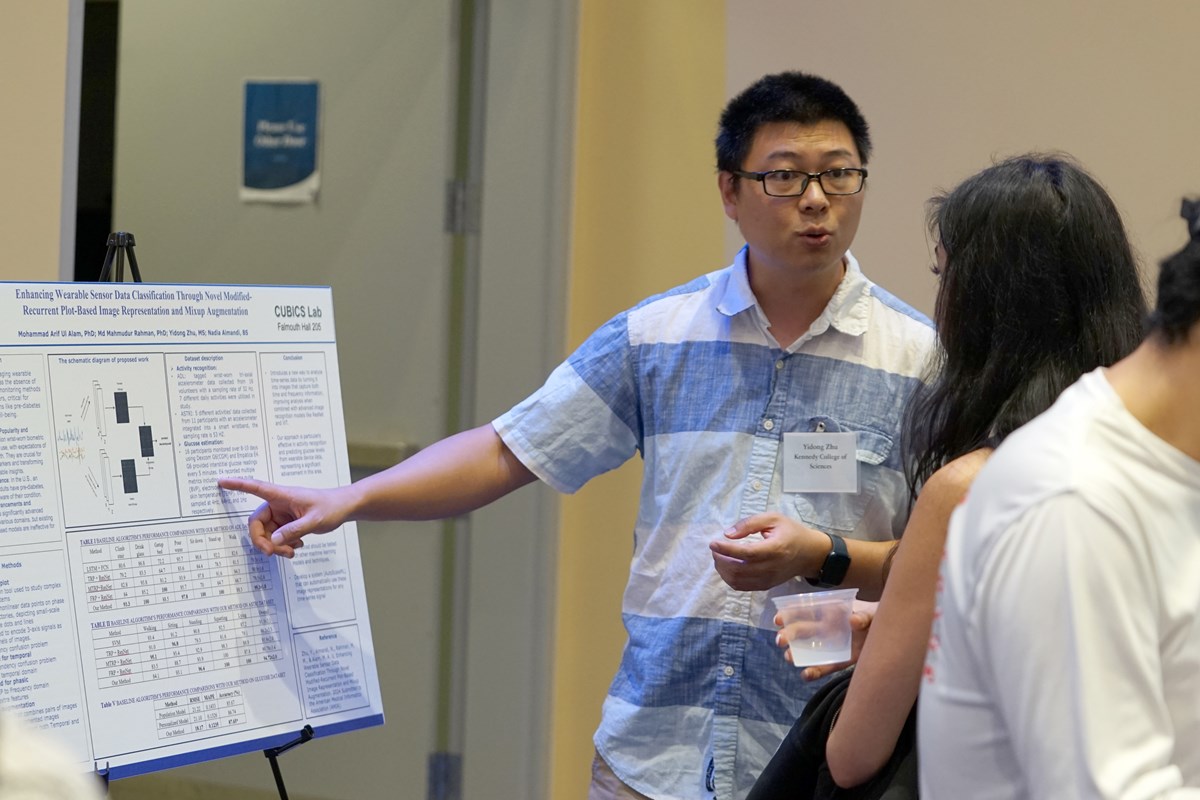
[783, 432, 858, 493]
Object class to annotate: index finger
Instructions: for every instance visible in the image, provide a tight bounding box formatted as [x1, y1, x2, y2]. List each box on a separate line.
[218, 476, 277, 500]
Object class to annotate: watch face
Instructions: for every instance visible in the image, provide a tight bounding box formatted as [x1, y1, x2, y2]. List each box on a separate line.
[823, 553, 850, 584]
[820, 535, 851, 586]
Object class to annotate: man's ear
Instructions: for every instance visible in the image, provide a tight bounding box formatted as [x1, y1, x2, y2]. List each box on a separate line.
[719, 171, 739, 223]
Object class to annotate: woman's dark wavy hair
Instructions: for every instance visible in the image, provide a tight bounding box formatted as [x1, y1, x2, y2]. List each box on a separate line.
[1147, 199, 1200, 343]
[903, 154, 1147, 496]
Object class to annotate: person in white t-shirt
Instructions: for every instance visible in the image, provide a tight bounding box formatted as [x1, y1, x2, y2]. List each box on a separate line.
[0, 709, 107, 799]
[920, 201, 1200, 799]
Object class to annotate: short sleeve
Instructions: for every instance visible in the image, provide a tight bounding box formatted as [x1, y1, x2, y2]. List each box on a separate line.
[493, 312, 640, 494]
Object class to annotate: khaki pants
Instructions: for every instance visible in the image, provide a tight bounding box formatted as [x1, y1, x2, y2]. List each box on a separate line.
[588, 749, 653, 800]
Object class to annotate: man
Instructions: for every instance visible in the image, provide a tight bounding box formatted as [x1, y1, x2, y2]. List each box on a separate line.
[220, 72, 934, 800]
[919, 208, 1200, 799]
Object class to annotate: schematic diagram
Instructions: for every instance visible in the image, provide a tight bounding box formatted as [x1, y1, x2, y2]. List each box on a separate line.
[49, 353, 181, 527]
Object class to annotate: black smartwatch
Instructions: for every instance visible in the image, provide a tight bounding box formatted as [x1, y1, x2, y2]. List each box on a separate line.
[808, 532, 851, 587]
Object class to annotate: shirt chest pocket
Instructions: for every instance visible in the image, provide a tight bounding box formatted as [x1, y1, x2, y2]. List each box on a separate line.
[785, 416, 895, 533]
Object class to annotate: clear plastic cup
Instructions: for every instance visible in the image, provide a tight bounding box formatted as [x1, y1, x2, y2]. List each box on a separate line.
[772, 588, 858, 667]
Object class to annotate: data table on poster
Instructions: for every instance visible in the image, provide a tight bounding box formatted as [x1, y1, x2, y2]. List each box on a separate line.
[154, 687, 248, 741]
[0, 281, 383, 780]
[90, 602, 283, 688]
[80, 528, 272, 614]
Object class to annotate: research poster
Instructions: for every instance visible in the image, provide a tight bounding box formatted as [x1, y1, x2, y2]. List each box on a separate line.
[0, 281, 382, 779]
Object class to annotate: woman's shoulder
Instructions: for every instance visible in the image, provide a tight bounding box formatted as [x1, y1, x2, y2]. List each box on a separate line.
[896, 449, 995, 559]
[919, 448, 993, 510]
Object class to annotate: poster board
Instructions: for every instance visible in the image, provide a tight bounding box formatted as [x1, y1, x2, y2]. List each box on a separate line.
[0, 281, 382, 779]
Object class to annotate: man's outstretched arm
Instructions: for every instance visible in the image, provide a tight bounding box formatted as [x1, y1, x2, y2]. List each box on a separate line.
[219, 423, 538, 557]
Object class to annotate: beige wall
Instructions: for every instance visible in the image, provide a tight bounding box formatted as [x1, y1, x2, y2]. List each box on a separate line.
[549, 2, 727, 797]
[727, 0, 1200, 314]
[0, 1, 82, 280]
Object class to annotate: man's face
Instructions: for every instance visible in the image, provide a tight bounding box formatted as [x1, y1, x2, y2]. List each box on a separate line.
[720, 119, 865, 283]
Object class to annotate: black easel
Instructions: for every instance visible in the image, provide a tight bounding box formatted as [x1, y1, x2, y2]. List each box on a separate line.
[97, 231, 143, 282]
[94, 762, 109, 794]
[264, 725, 314, 800]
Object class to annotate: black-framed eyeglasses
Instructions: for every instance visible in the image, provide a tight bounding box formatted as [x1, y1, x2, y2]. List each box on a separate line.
[730, 167, 868, 197]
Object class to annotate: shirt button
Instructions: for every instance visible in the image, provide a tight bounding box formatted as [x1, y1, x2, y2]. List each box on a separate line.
[751, 480, 763, 492]
[775, 360, 784, 370]
[763, 419, 775, 431]
[723, 665, 734, 677]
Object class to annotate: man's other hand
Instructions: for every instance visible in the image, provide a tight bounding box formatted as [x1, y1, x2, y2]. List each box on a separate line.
[709, 513, 830, 591]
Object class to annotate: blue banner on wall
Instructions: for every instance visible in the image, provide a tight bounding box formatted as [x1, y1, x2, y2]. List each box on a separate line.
[242, 80, 320, 203]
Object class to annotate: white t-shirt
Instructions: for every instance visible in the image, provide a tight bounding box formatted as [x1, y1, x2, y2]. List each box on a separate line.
[0, 710, 106, 799]
[919, 369, 1200, 799]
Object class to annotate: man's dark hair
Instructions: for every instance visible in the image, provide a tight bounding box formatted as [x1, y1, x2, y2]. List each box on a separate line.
[904, 153, 1147, 495]
[715, 72, 871, 173]
[1147, 200, 1200, 343]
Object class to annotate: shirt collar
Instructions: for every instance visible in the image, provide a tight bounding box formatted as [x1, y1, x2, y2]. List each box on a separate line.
[715, 247, 758, 317]
[716, 246, 872, 338]
[821, 251, 871, 337]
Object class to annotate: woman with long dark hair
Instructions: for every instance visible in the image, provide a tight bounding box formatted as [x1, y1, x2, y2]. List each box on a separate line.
[746, 153, 1147, 798]
[906, 154, 1145, 495]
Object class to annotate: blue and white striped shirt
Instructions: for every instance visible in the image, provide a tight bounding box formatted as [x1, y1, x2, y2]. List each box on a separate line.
[495, 248, 935, 800]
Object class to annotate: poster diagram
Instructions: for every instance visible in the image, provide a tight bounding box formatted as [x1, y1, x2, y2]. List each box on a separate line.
[0, 282, 382, 780]
[50, 354, 180, 527]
